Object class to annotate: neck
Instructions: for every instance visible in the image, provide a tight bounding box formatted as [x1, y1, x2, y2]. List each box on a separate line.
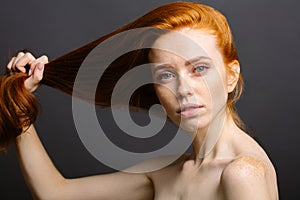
[189, 108, 240, 164]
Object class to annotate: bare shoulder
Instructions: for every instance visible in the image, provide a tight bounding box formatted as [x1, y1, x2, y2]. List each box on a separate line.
[221, 156, 278, 200]
[222, 156, 268, 180]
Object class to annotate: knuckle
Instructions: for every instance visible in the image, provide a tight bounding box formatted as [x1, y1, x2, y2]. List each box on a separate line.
[24, 52, 31, 57]
[41, 55, 49, 61]
[17, 52, 25, 57]
[25, 52, 34, 59]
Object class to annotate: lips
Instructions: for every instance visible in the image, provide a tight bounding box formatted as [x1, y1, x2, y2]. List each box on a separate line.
[177, 103, 204, 117]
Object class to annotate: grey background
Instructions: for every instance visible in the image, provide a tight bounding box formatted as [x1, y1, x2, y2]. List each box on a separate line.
[0, 0, 299, 199]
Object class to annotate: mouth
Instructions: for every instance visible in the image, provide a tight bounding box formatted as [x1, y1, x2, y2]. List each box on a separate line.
[176, 103, 204, 118]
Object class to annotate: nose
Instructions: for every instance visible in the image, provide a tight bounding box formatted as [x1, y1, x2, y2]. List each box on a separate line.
[177, 75, 193, 99]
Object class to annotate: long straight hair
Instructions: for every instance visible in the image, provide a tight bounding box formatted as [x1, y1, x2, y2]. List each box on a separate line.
[0, 2, 244, 151]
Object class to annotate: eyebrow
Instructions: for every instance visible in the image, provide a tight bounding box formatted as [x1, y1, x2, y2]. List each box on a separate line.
[152, 56, 213, 73]
[185, 56, 213, 65]
[152, 64, 174, 73]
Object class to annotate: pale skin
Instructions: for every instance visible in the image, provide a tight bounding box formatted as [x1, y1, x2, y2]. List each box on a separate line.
[8, 29, 278, 200]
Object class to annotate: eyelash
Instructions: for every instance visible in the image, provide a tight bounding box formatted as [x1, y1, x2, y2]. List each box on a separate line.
[156, 64, 209, 82]
[193, 64, 209, 74]
[157, 71, 175, 81]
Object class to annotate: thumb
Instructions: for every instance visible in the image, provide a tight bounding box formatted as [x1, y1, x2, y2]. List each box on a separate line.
[25, 62, 45, 92]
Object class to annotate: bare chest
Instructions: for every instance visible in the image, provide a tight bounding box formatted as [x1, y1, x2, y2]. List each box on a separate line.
[150, 162, 227, 200]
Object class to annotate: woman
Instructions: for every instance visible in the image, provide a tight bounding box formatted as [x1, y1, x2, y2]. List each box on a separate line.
[0, 2, 278, 199]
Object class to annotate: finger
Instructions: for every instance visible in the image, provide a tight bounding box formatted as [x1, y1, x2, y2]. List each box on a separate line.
[30, 55, 49, 66]
[15, 51, 26, 59]
[32, 62, 45, 82]
[25, 62, 44, 92]
[28, 55, 48, 76]
[14, 52, 36, 73]
[7, 56, 17, 71]
[11, 52, 25, 70]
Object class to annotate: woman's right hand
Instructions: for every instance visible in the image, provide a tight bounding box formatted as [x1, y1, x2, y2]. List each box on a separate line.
[6, 52, 48, 92]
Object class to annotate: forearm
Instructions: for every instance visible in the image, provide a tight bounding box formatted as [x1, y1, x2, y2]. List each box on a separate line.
[15, 125, 65, 199]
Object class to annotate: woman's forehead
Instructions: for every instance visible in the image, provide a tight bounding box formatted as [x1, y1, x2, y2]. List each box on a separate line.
[150, 29, 219, 62]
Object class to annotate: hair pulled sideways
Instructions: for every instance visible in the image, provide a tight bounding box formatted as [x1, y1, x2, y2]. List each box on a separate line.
[0, 2, 244, 151]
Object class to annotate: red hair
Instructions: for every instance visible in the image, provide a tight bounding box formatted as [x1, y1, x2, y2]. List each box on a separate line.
[0, 2, 244, 151]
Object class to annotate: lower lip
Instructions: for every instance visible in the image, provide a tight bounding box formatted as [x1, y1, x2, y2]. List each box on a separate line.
[178, 107, 204, 118]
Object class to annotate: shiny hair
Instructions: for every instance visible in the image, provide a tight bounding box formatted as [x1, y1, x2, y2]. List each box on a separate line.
[0, 2, 244, 151]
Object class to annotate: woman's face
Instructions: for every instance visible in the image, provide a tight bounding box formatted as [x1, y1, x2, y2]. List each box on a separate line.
[149, 29, 234, 133]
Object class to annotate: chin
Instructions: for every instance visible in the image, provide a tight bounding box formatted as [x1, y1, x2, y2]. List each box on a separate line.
[179, 117, 210, 134]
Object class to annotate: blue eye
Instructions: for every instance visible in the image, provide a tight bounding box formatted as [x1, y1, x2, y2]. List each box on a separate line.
[157, 72, 175, 81]
[193, 65, 208, 73]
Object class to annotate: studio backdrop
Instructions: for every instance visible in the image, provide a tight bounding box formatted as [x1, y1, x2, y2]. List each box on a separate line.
[0, 0, 299, 199]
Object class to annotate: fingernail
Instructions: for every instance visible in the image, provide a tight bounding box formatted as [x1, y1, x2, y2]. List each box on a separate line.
[28, 69, 32, 76]
[38, 62, 44, 70]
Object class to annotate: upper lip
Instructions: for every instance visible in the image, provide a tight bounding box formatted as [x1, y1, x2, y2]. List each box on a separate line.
[176, 103, 203, 113]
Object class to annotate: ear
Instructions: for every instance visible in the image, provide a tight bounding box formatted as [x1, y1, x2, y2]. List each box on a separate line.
[226, 60, 240, 93]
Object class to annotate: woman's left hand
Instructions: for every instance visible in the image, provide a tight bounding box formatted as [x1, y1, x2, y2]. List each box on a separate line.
[6, 52, 48, 92]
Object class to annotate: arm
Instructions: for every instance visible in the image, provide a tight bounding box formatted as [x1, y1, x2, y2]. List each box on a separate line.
[10, 53, 154, 200]
[220, 156, 278, 200]
[16, 125, 153, 200]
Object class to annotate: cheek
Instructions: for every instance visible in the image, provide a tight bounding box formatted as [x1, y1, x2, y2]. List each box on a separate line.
[154, 85, 181, 124]
[203, 70, 228, 112]
[154, 85, 178, 109]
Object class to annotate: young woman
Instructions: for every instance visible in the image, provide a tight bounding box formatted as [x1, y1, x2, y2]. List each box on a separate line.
[0, 2, 278, 199]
